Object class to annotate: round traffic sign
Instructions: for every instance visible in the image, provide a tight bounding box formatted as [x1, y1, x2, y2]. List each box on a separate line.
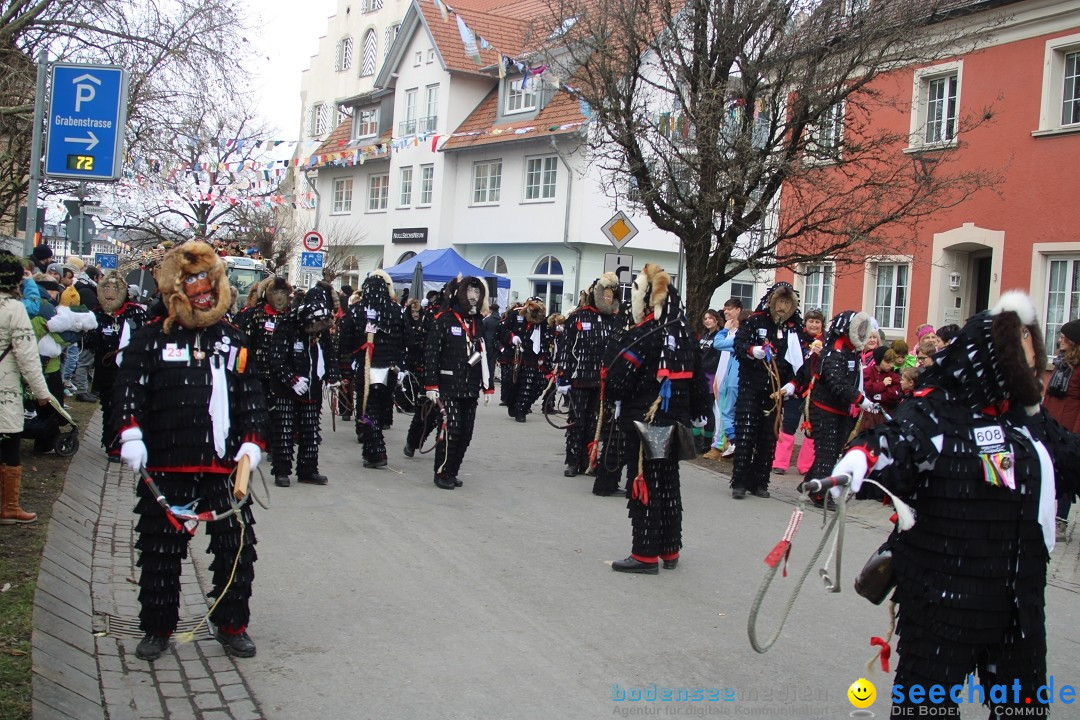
[302, 230, 324, 252]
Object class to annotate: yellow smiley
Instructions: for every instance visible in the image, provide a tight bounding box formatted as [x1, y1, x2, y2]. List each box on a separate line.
[847, 678, 876, 708]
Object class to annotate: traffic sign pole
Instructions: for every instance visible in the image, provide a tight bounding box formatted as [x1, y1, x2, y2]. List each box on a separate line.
[25, 49, 47, 257]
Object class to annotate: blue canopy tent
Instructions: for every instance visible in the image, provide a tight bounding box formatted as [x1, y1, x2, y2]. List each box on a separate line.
[383, 248, 510, 307]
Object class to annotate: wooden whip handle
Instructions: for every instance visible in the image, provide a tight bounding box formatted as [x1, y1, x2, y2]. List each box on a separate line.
[233, 454, 251, 500]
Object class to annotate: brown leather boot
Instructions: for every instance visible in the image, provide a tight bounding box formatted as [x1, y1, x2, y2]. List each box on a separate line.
[0, 465, 37, 524]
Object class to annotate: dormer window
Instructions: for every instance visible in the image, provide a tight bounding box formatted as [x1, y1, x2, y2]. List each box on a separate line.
[353, 108, 379, 140]
[505, 79, 537, 115]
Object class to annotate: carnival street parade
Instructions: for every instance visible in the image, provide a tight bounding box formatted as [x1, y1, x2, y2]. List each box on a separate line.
[2, 238, 1078, 718]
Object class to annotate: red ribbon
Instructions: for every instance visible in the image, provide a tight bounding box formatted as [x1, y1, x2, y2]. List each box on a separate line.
[764, 540, 792, 577]
[631, 473, 649, 505]
[870, 637, 892, 672]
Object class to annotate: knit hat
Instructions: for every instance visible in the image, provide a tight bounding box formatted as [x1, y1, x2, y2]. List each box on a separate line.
[872, 345, 890, 365]
[31, 245, 53, 263]
[0, 251, 24, 291]
[46, 262, 63, 276]
[915, 323, 936, 340]
[1061, 319, 1080, 345]
[60, 285, 81, 307]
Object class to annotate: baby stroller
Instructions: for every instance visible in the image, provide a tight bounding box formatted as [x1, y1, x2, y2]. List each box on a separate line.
[23, 395, 80, 457]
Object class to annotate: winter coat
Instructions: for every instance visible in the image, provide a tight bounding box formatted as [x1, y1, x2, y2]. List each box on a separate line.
[558, 306, 617, 388]
[863, 363, 903, 412]
[1044, 354, 1080, 434]
[0, 294, 54, 433]
[269, 314, 340, 402]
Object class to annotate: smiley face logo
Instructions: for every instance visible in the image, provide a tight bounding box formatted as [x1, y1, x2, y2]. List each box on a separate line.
[847, 678, 876, 708]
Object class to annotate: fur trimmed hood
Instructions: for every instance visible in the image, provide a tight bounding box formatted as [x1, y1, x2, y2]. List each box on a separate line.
[158, 241, 231, 333]
[631, 263, 670, 324]
[827, 310, 873, 350]
[589, 271, 620, 315]
[262, 276, 292, 312]
[452, 276, 487, 316]
[97, 271, 127, 314]
[519, 297, 546, 324]
[758, 282, 800, 325]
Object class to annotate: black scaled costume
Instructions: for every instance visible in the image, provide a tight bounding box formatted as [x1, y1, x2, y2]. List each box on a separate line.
[338, 270, 403, 468]
[505, 298, 550, 422]
[267, 286, 339, 486]
[423, 276, 492, 489]
[114, 241, 267, 658]
[404, 297, 438, 455]
[497, 303, 526, 407]
[835, 292, 1080, 718]
[91, 272, 146, 455]
[731, 283, 802, 498]
[805, 310, 872, 503]
[557, 272, 619, 478]
[236, 276, 292, 398]
[591, 301, 634, 497]
[605, 264, 709, 572]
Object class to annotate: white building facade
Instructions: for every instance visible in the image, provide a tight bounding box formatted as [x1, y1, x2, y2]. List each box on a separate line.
[303, 0, 774, 312]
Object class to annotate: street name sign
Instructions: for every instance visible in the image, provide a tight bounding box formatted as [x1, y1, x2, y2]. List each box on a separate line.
[45, 63, 129, 181]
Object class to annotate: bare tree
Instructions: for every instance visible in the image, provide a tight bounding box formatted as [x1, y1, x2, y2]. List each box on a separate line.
[316, 217, 369, 283]
[540, 0, 1004, 323]
[0, 0, 255, 232]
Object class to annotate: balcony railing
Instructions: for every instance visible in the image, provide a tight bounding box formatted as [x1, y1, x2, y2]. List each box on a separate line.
[398, 115, 438, 136]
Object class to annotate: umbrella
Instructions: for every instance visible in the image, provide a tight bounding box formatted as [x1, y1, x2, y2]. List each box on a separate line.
[411, 261, 424, 300]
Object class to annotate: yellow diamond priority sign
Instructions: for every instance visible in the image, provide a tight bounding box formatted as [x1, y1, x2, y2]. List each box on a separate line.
[602, 211, 638, 250]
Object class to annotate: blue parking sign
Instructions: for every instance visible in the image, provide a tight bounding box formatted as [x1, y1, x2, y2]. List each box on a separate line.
[45, 63, 129, 182]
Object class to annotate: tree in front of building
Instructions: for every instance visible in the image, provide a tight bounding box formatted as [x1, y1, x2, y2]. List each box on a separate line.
[542, 0, 1002, 323]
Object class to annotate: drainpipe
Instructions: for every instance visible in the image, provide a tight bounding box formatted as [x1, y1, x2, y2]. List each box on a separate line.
[549, 136, 581, 298]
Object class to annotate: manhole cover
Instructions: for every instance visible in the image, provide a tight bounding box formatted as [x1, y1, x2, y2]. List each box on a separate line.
[95, 613, 215, 639]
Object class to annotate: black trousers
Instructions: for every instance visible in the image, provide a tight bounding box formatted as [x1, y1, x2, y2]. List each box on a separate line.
[510, 365, 544, 418]
[355, 381, 390, 461]
[134, 471, 257, 635]
[271, 393, 323, 477]
[592, 402, 626, 495]
[623, 423, 682, 559]
[805, 404, 855, 487]
[564, 386, 600, 470]
[499, 362, 515, 405]
[732, 382, 776, 493]
[434, 397, 477, 480]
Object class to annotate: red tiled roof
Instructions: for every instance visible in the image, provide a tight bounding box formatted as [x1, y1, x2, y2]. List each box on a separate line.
[307, 118, 392, 169]
[441, 86, 586, 150]
[313, 119, 352, 156]
[419, 1, 533, 75]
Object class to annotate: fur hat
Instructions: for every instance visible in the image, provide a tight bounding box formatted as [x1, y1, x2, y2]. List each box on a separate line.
[262, 276, 292, 312]
[827, 310, 873, 350]
[588, 272, 620, 315]
[453, 276, 487, 316]
[631, 263, 670, 324]
[520, 297, 546, 324]
[758, 282, 799, 325]
[158, 241, 231, 333]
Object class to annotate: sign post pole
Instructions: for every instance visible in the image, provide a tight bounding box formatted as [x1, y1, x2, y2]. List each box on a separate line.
[25, 49, 48, 257]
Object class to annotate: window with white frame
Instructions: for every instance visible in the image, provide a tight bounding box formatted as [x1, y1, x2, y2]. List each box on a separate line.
[368, 173, 389, 211]
[419, 164, 434, 206]
[730, 282, 754, 311]
[414, 51, 422, 67]
[383, 24, 398, 58]
[483, 255, 508, 275]
[801, 263, 833, 320]
[873, 262, 909, 330]
[336, 105, 351, 128]
[1044, 257, 1080, 353]
[336, 37, 353, 71]
[353, 108, 378, 139]
[909, 62, 961, 149]
[400, 88, 417, 135]
[505, 79, 537, 114]
[360, 30, 377, 77]
[332, 178, 353, 213]
[806, 101, 844, 160]
[524, 156, 558, 201]
[423, 85, 439, 133]
[532, 255, 564, 314]
[364, 0, 383, 11]
[310, 103, 329, 136]
[399, 166, 413, 207]
[427, 48, 436, 64]
[1037, 34, 1080, 134]
[473, 160, 502, 204]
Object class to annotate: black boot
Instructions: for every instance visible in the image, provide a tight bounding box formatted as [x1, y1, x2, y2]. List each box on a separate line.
[612, 556, 659, 574]
[434, 474, 456, 490]
[274, 474, 290, 488]
[135, 634, 170, 661]
[403, 445, 415, 458]
[298, 473, 328, 485]
[215, 629, 256, 658]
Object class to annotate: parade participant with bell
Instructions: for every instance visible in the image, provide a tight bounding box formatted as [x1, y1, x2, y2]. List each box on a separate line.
[113, 241, 268, 662]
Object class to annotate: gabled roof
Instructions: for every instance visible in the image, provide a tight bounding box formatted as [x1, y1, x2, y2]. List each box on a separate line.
[304, 118, 393, 170]
[441, 86, 586, 151]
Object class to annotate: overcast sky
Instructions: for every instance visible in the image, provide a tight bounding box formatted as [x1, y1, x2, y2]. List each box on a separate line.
[249, 0, 339, 140]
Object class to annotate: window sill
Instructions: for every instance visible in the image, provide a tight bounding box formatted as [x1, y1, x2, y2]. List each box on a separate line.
[396, 205, 412, 210]
[504, 107, 537, 116]
[365, 208, 388, 214]
[1031, 125, 1080, 138]
[329, 211, 352, 216]
[521, 198, 556, 205]
[354, 134, 377, 142]
[902, 142, 957, 155]
[469, 202, 501, 208]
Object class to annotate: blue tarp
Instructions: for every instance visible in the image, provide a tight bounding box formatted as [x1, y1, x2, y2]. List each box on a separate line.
[383, 248, 510, 289]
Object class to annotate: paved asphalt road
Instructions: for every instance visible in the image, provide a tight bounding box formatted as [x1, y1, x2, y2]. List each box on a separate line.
[215, 398, 1080, 719]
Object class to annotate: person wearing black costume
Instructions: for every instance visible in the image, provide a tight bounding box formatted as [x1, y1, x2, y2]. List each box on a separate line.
[831, 291, 1080, 718]
[497, 302, 525, 407]
[731, 282, 802, 499]
[557, 272, 620, 477]
[90, 272, 146, 456]
[267, 285, 339, 487]
[338, 270, 403, 469]
[803, 310, 876, 506]
[505, 297, 550, 423]
[605, 264, 709, 573]
[235, 276, 292, 397]
[423, 276, 492, 489]
[114, 241, 268, 662]
[403, 295, 439, 457]
[591, 300, 634, 497]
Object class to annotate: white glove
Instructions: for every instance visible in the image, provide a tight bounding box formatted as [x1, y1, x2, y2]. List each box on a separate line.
[426, 389, 440, 403]
[829, 450, 870, 499]
[292, 376, 310, 395]
[858, 398, 878, 414]
[234, 442, 262, 469]
[781, 382, 796, 398]
[511, 335, 522, 347]
[752, 346, 766, 360]
[325, 381, 341, 389]
[691, 416, 708, 428]
[613, 400, 622, 419]
[556, 383, 570, 395]
[120, 427, 147, 473]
